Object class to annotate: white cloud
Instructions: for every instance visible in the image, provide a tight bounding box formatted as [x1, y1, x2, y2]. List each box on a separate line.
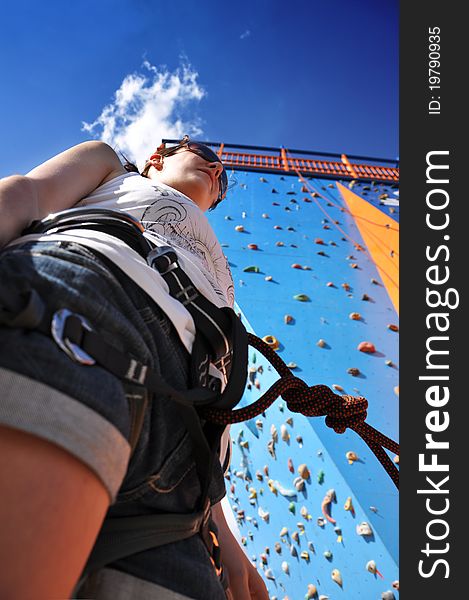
[240, 30, 251, 40]
[82, 60, 206, 169]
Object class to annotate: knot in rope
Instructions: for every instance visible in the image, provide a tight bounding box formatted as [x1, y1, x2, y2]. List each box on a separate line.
[282, 384, 368, 434]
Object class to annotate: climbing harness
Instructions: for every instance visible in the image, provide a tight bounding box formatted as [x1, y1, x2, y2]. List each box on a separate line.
[1, 207, 399, 588]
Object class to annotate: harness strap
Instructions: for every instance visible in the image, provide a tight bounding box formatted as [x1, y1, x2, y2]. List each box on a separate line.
[83, 498, 212, 576]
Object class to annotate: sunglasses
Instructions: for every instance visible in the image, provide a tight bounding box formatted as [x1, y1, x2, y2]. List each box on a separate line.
[155, 136, 228, 207]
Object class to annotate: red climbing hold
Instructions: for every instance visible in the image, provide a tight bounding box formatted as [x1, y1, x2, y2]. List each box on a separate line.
[358, 341, 376, 353]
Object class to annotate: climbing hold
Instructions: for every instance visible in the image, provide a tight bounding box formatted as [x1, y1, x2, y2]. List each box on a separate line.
[349, 312, 362, 320]
[248, 487, 257, 500]
[267, 440, 276, 459]
[274, 225, 283, 230]
[243, 265, 260, 273]
[301, 506, 312, 520]
[241, 536, 247, 546]
[344, 497, 355, 514]
[274, 481, 297, 498]
[281, 425, 290, 442]
[258, 507, 270, 523]
[255, 419, 263, 431]
[369, 505, 378, 513]
[371, 277, 379, 284]
[260, 553, 268, 565]
[271, 424, 279, 443]
[315, 238, 325, 245]
[247, 243, 258, 250]
[317, 251, 327, 257]
[285, 417, 293, 426]
[298, 464, 310, 480]
[259, 177, 268, 183]
[385, 359, 393, 367]
[279, 527, 289, 538]
[291, 531, 299, 543]
[358, 341, 376, 353]
[294, 294, 310, 302]
[334, 527, 343, 543]
[281, 561, 290, 574]
[274, 542, 282, 554]
[326, 282, 335, 287]
[248, 530, 254, 540]
[393, 454, 399, 464]
[263, 335, 280, 350]
[268, 480, 278, 495]
[276, 241, 285, 247]
[290, 544, 298, 557]
[235, 225, 245, 232]
[342, 282, 351, 291]
[316, 339, 326, 348]
[271, 188, 278, 193]
[346, 451, 359, 464]
[263, 465, 269, 476]
[387, 323, 399, 332]
[291, 263, 303, 269]
[288, 502, 296, 514]
[296, 435, 303, 447]
[307, 541, 315, 553]
[264, 546, 270, 555]
[265, 275, 273, 282]
[331, 569, 343, 587]
[347, 368, 360, 376]
[317, 470, 325, 484]
[317, 517, 326, 528]
[332, 384, 344, 392]
[300, 551, 310, 562]
[303, 265, 312, 270]
[288, 458, 295, 473]
[284, 314, 294, 324]
[323, 550, 332, 559]
[321, 489, 337, 524]
[394, 386, 399, 396]
[366, 560, 384, 578]
[255, 471, 263, 482]
[240, 440, 249, 450]
[381, 593, 395, 600]
[392, 580, 399, 590]
[254, 379, 261, 390]
[357, 522, 373, 537]
[362, 293, 370, 301]
[305, 584, 318, 599]
[297, 522, 305, 533]
[294, 477, 305, 492]
[264, 568, 275, 581]
[350, 263, 359, 269]
[262, 213, 269, 219]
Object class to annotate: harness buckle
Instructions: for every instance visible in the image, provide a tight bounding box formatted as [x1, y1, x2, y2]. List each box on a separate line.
[147, 246, 178, 275]
[51, 309, 96, 366]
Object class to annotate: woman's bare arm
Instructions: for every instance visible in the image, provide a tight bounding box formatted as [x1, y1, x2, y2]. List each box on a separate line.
[0, 140, 126, 247]
[0, 425, 110, 599]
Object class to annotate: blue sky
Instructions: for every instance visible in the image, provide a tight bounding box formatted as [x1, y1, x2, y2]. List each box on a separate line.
[0, 0, 398, 177]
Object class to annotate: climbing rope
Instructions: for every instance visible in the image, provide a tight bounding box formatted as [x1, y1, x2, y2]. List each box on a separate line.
[200, 333, 400, 489]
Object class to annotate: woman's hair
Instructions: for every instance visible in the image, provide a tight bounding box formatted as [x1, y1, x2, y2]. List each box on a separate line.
[120, 153, 140, 175]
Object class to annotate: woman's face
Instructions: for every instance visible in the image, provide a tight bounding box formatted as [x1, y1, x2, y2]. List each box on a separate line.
[148, 147, 224, 211]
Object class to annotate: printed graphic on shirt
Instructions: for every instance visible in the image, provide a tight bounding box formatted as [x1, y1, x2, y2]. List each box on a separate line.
[141, 185, 235, 306]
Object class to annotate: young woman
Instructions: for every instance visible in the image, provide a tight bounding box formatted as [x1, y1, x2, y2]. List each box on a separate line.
[0, 137, 268, 599]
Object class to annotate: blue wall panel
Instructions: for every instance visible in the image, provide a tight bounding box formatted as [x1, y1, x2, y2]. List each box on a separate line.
[208, 170, 399, 599]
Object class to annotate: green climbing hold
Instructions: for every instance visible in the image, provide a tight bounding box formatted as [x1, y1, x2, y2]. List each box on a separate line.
[288, 502, 296, 514]
[317, 470, 325, 484]
[243, 266, 260, 273]
[293, 294, 310, 302]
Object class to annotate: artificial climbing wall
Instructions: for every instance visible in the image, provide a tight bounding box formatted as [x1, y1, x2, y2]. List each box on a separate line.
[208, 170, 399, 600]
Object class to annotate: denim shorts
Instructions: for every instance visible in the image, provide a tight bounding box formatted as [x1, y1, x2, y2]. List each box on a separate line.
[0, 239, 227, 599]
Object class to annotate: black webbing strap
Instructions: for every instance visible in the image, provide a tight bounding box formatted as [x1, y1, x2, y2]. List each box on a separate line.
[82, 497, 212, 576]
[148, 246, 248, 409]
